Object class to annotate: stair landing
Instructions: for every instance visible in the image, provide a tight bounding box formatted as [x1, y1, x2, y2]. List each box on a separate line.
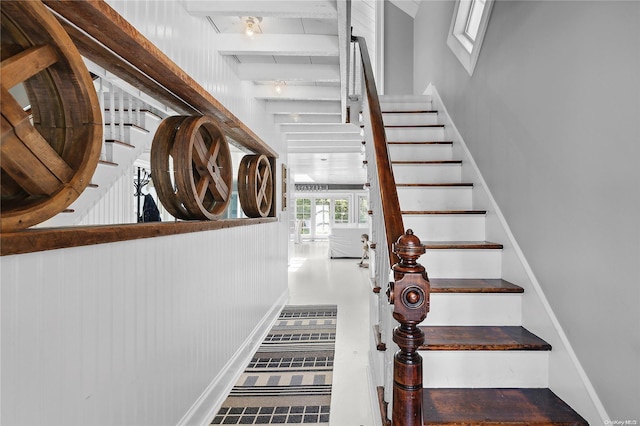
[423, 388, 588, 425]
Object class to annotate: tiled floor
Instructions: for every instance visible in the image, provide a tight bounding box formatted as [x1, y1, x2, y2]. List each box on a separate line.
[288, 241, 374, 426]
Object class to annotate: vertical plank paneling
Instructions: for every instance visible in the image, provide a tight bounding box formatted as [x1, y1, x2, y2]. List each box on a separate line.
[1, 221, 288, 425]
[106, 0, 285, 155]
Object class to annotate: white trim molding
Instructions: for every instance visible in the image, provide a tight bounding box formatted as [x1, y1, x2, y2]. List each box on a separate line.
[446, 0, 495, 76]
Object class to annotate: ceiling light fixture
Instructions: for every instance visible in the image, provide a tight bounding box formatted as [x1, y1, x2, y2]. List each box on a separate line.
[275, 80, 285, 94]
[243, 16, 262, 37]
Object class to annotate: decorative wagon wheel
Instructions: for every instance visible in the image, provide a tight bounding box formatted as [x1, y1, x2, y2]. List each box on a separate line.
[149, 116, 191, 219]
[0, 0, 103, 232]
[151, 115, 232, 220]
[238, 154, 273, 218]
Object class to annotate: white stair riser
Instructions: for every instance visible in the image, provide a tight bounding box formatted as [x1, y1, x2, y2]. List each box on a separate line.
[421, 351, 549, 388]
[383, 113, 438, 126]
[388, 144, 453, 161]
[105, 142, 134, 163]
[386, 127, 445, 142]
[423, 294, 522, 326]
[403, 214, 486, 241]
[393, 164, 461, 184]
[398, 187, 473, 211]
[421, 249, 502, 279]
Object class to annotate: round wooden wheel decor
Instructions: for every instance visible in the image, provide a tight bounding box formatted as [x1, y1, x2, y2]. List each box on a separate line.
[238, 154, 273, 218]
[151, 115, 232, 220]
[0, 0, 103, 231]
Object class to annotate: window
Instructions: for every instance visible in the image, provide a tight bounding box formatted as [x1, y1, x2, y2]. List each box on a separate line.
[447, 0, 494, 75]
[315, 198, 331, 236]
[334, 199, 349, 224]
[464, 0, 485, 42]
[296, 198, 311, 235]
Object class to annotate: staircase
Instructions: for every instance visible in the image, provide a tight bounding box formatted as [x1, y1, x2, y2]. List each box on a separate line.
[377, 94, 588, 425]
[39, 77, 164, 227]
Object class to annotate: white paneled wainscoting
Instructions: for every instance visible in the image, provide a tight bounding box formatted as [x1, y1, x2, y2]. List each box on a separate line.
[1, 220, 289, 426]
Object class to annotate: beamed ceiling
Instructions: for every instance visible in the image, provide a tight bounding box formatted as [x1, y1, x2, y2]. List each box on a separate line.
[184, 0, 368, 185]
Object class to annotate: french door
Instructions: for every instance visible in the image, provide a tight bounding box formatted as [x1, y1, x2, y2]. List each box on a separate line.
[295, 196, 353, 240]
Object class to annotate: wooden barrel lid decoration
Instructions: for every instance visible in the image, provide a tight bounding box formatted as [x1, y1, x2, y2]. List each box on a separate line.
[0, 0, 103, 232]
[151, 115, 232, 220]
[238, 154, 273, 218]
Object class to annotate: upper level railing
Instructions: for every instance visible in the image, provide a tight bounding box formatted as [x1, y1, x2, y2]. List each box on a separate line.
[352, 34, 431, 426]
[0, 0, 278, 255]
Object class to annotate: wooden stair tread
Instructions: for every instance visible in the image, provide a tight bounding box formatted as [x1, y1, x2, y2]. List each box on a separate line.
[104, 108, 162, 119]
[397, 183, 473, 187]
[422, 241, 504, 249]
[423, 388, 587, 425]
[430, 278, 523, 293]
[105, 139, 134, 148]
[388, 141, 452, 145]
[98, 159, 118, 167]
[385, 124, 444, 128]
[403, 210, 486, 215]
[419, 326, 551, 351]
[103, 123, 149, 132]
[392, 160, 461, 165]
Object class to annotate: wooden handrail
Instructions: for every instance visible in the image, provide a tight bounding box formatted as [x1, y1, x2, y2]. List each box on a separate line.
[353, 36, 429, 426]
[43, 0, 277, 158]
[352, 35, 404, 266]
[0, 1, 281, 254]
[0, 218, 277, 256]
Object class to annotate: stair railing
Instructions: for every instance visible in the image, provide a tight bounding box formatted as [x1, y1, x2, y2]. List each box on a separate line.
[352, 35, 431, 426]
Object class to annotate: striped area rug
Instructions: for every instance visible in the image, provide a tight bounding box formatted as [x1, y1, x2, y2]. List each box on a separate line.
[211, 305, 337, 425]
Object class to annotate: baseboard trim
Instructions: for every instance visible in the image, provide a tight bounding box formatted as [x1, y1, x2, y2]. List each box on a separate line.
[423, 83, 609, 423]
[177, 289, 289, 426]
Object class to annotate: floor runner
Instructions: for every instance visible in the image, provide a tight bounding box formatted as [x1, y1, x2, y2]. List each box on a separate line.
[211, 305, 337, 425]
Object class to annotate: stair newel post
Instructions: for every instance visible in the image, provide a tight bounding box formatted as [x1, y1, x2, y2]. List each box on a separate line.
[387, 229, 430, 426]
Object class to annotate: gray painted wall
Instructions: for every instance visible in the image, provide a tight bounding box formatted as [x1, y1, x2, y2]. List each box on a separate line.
[413, 0, 639, 420]
[384, 1, 414, 94]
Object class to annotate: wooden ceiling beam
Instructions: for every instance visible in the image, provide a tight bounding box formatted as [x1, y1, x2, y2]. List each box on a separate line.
[216, 34, 339, 57]
[238, 63, 340, 82]
[184, 0, 338, 19]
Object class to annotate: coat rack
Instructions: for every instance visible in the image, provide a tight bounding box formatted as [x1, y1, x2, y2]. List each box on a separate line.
[134, 167, 151, 222]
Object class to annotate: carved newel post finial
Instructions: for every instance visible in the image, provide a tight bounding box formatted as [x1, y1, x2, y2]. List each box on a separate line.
[389, 229, 430, 426]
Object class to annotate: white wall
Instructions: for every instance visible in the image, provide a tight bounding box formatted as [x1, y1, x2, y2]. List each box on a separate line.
[414, 1, 640, 420]
[383, 1, 413, 95]
[105, 0, 284, 156]
[1, 1, 290, 425]
[1, 222, 288, 426]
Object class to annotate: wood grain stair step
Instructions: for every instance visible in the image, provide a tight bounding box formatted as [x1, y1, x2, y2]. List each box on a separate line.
[388, 141, 452, 145]
[430, 278, 523, 293]
[98, 159, 118, 167]
[393, 160, 462, 165]
[419, 326, 551, 351]
[423, 388, 587, 425]
[397, 183, 473, 187]
[103, 123, 149, 133]
[422, 241, 504, 250]
[385, 124, 444, 128]
[402, 210, 486, 215]
[105, 139, 135, 148]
